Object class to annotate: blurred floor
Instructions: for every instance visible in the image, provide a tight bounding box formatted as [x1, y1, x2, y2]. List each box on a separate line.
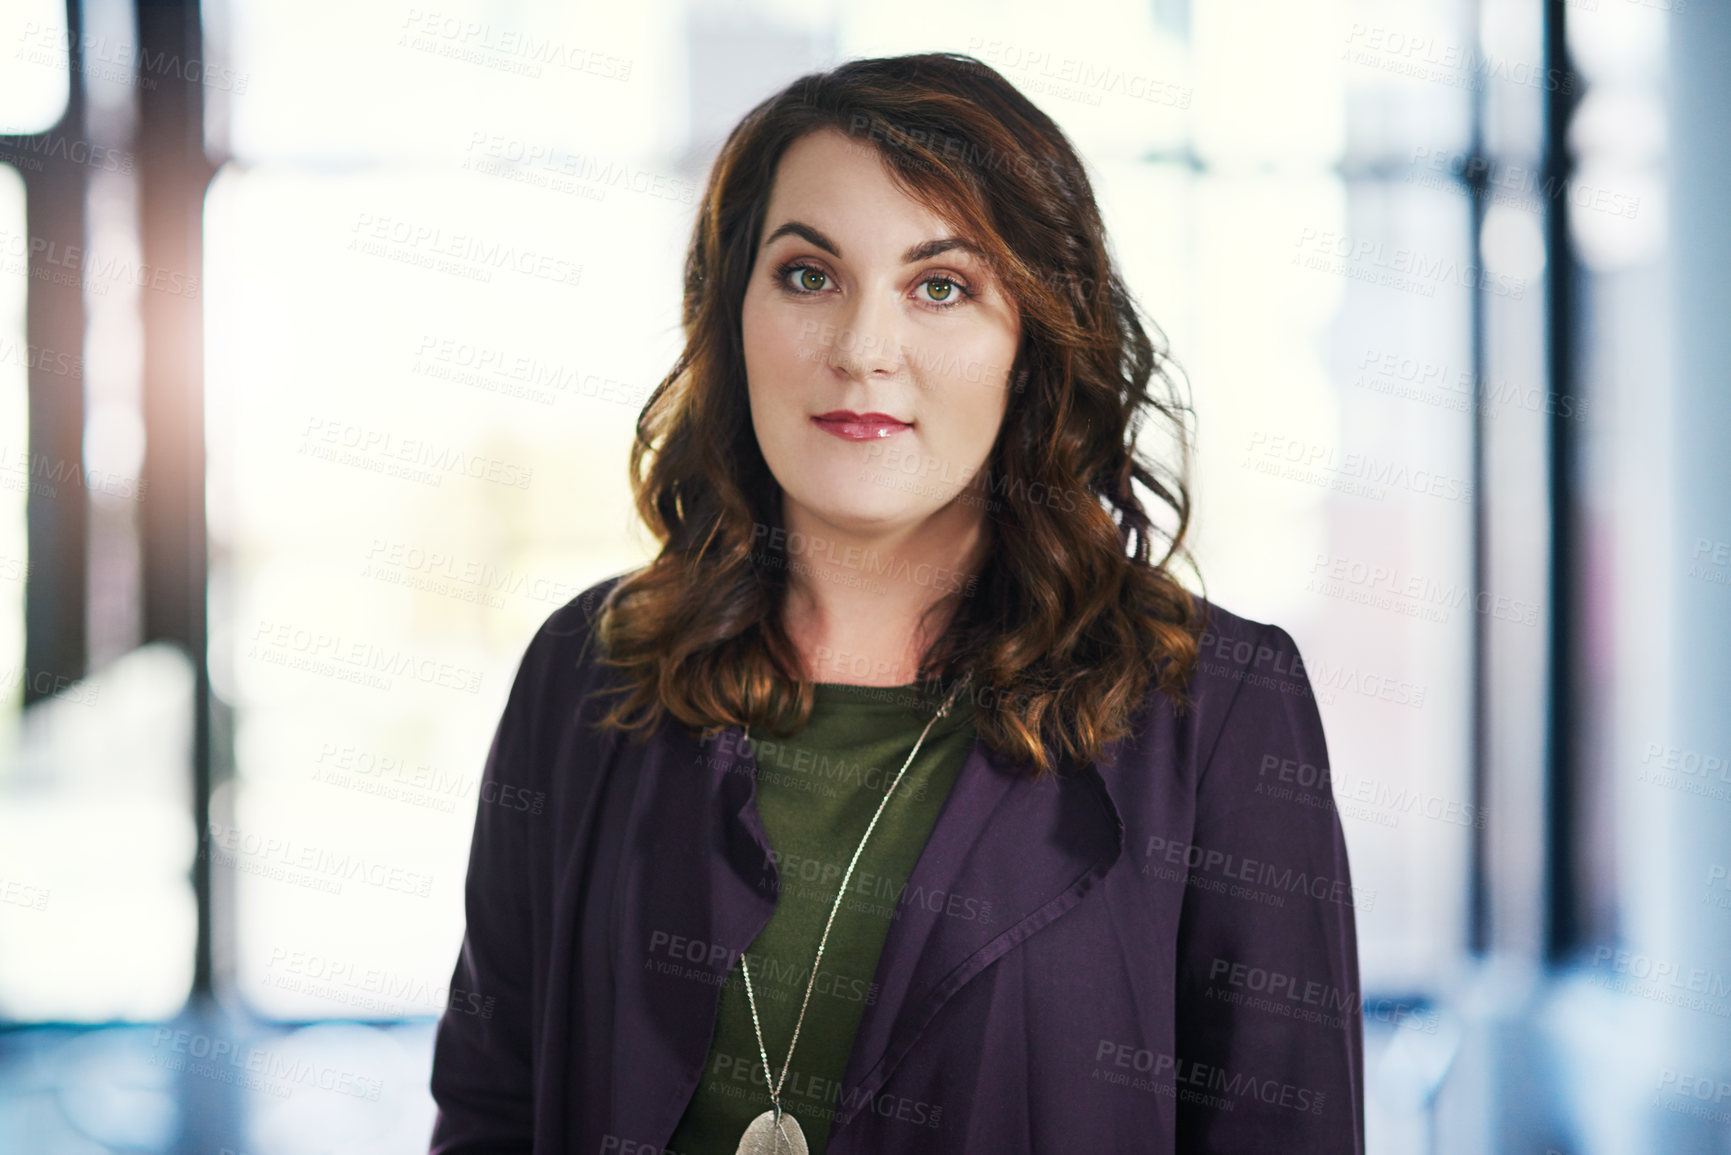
[0, 1013, 438, 1154]
[0, 1015, 1435, 1154]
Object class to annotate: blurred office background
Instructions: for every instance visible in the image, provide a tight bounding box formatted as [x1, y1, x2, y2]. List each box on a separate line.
[0, 0, 1724, 1151]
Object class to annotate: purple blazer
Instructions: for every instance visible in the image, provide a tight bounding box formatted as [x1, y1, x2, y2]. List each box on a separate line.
[428, 574, 1365, 1153]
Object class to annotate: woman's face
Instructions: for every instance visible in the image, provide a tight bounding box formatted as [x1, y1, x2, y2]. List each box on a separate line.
[741, 128, 1020, 537]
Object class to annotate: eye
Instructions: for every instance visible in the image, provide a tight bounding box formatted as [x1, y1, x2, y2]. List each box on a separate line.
[775, 260, 833, 295]
[915, 275, 974, 309]
[921, 278, 956, 303]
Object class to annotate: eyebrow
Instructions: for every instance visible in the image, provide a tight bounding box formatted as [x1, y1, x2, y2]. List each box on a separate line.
[761, 220, 985, 265]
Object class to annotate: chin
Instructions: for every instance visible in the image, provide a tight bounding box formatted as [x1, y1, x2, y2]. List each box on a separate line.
[784, 470, 925, 530]
[795, 489, 908, 530]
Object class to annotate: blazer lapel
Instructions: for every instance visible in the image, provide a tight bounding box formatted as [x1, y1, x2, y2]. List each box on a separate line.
[606, 719, 779, 1145]
[828, 730, 1126, 1128]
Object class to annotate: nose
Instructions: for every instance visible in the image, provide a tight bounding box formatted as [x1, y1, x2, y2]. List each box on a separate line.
[826, 291, 905, 379]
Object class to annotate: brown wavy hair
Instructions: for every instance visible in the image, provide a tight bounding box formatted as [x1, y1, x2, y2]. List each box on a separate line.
[590, 52, 1205, 779]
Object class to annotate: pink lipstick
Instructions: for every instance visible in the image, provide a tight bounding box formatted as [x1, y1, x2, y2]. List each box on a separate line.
[811, 410, 913, 441]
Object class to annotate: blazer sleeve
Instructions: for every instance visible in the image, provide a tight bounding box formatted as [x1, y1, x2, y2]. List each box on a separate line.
[428, 624, 551, 1153]
[1173, 623, 1366, 1154]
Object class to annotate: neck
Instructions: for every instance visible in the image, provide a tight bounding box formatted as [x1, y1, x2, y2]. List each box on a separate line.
[778, 491, 990, 687]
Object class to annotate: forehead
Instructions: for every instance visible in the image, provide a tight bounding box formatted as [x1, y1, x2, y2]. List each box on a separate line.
[760, 129, 964, 251]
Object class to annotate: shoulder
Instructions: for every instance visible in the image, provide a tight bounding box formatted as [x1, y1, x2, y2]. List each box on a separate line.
[499, 569, 633, 733]
[1189, 597, 1310, 697]
[528, 570, 628, 658]
[1178, 596, 1323, 786]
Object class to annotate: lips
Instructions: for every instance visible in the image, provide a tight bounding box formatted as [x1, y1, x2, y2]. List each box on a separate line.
[811, 410, 912, 441]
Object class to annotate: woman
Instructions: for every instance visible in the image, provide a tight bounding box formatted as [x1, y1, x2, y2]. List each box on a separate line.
[429, 53, 1362, 1155]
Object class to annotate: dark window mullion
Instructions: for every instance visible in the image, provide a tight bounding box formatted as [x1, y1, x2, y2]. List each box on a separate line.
[7, 0, 89, 704]
[1541, 0, 1582, 966]
[133, 0, 218, 996]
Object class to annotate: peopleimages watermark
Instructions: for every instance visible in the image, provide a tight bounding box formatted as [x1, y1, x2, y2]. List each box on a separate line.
[1294, 227, 1526, 299]
[693, 1048, 946, 1131]
[856, 442, 1086, 515]
[0, 336, 83, 379]
[1341, 24, 1577, 95]
[411, 334, 650, 411]
[362, 536, 587, 610]
[0, 876, 50, 912]
[795, 643, 942, 687]
[845, 112, 1062, 183]
[709, 727, 934, 805]
[148, 1027, 381, 1100]
[1561, 0, 1682, 11]
[1092, 1039, 1329, 1115]
[962, 38, 1192, 110]
[0, 662, 101, 707]
[1406, 144, 1640, 220]
[0, 225, 200, 300]
[1655, 1068, 1731, 1127]
[1586, 945, 1731, 1018]
[14, 21, 250, 92]
[261, 945, 494, 1019]
[397, 8, 632, 82]
[768, 847, 995, 926]
[749, 522, 978, 599]
[1704, 863, 1731, 914]
[346, 212, 583, 289]
[1306, 551, 1540, 628]
[1242, 431, 1473, 504]
[310, 741, 478, 815]
[461, 131, 696, 205]
[0, 130, 133, 175]
[310, 738, 543, 816]
[300, 416, 534, 490]
[247, 617, 485, 695]
[1636, 740, 1731, 804]
[1205, 956, 1440, 1034]
[1142, 834, 1376, 913]
[644, 930, 882, 1008]
[1256, 753, 1485, 831]
[1690, 536, 1731, 591]
[0, 443, 146, 503]
[1197, 627, 1428, 710]
[1352, 345, 1589, 423]
[598, 1138, 693, 1155]
[202, 820, 436, 899]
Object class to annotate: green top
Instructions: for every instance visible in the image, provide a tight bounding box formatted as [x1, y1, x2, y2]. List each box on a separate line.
[666, 679, 978, 1155]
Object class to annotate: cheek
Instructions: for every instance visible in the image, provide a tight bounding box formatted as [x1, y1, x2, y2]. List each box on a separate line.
[958, 388, 1010, 457]
[934, 327, 1015, 435]
[919, 381, 1007, 482]
[740, 293, 768, 383]
[743, 293, 812, 394]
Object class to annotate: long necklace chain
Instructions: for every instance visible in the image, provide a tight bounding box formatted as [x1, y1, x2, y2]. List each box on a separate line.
[737, 671, 971, 1127]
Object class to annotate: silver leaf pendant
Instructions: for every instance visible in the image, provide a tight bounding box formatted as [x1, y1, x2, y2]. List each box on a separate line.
[735, 1108, 809, 1155]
